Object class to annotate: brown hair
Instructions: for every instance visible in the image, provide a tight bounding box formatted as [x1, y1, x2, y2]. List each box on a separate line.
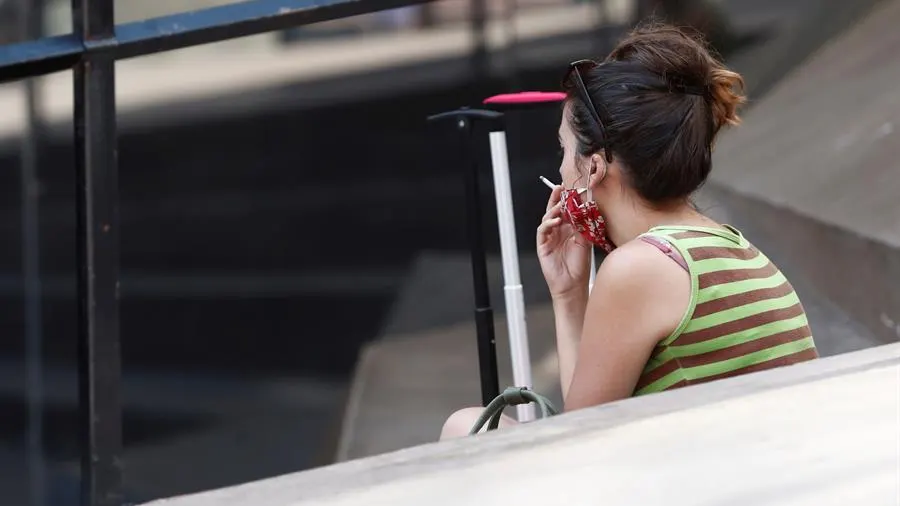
[563, 23, 746, 203]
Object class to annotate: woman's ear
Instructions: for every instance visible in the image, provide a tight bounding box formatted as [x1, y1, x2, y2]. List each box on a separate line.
[589, 153, 608, 187]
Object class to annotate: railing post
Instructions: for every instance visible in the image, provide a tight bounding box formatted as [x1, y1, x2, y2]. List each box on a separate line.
[470, 0, 488, 94]
[71, 0, 123, 504]
[19, 0, 47, 504]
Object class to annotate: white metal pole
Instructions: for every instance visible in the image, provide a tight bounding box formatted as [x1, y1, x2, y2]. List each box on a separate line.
[588, 187, 596, 294]
[589, 250, 596, 293]
[487, 131, 536, 422]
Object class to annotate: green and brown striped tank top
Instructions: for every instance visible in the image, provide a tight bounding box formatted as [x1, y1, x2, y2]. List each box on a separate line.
[633, 224, 818, 396]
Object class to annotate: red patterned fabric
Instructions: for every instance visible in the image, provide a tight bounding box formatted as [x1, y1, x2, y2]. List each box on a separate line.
[560, 189, 614, 253]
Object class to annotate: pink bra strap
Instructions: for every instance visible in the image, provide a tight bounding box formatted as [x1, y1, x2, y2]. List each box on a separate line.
[640, 235, 689, 272]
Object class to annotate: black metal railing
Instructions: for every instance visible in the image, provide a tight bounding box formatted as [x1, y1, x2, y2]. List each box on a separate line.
[0, 1, 441, 505]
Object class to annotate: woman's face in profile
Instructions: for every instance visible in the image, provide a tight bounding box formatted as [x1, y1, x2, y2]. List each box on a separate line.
[557, 107, 582, 190]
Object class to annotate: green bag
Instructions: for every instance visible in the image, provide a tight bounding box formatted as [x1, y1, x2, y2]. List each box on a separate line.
[469, 386, 560, 435]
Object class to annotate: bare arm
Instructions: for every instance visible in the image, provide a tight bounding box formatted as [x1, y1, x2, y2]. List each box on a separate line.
[552, 293, 588, 400]
[563, 241, 690, 411]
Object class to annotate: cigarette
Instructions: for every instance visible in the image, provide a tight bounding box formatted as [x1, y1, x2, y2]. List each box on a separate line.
[539, 176, 557, 190]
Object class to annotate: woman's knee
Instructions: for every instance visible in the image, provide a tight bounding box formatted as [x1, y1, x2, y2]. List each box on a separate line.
[439, 406, 517, 440]
[440, 407, 484, 440]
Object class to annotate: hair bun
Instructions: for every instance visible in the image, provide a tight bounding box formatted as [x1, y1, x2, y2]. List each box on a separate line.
[607, 22, 746, 133]
[708, 68, 744, 130]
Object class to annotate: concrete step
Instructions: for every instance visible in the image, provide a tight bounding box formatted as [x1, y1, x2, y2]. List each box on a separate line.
[709, 0, 900, 345]
[334, 252, 562, 461]
[695, 186, 881, 355]
[0, 360, 348, 504]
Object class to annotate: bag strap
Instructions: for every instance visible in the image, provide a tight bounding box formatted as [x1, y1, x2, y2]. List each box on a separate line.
[468, 386, 560, 435]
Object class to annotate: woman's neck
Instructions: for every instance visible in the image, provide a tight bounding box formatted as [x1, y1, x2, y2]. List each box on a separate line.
[604, 198, 718, 246]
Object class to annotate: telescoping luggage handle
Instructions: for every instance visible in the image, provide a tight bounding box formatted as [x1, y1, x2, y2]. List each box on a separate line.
[428, 91, 589, 423]
[482, 93, 599, 288]
[427, 108, 504, 408]
[427, 105, 539, 421]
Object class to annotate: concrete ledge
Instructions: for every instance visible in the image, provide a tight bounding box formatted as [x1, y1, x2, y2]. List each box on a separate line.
[706, 182, 900, 346]
[711, 0, 900, 249]
[143, 343, 900, 506]
[334, 304, 563, 462]
[726, 0, 890, 101]
[709, 0, 900, 346]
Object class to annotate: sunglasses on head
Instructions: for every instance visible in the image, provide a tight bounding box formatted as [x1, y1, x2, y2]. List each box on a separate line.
[563, 59, 613, 163]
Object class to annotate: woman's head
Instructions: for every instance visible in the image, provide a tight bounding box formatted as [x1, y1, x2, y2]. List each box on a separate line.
[558, 23, 745, 207]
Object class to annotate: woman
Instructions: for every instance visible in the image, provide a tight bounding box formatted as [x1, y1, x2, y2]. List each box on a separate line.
[440, 24, 818, 439]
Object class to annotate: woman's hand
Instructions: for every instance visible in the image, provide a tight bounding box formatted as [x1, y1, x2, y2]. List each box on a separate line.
[536, 185, 592, 301]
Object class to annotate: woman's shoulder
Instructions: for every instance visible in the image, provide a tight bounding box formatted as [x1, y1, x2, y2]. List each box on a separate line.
[596, 240, 691, 303]
[593, 239, 693, 344]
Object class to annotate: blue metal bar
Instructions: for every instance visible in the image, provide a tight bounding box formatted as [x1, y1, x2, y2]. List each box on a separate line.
[113, 0, 436, 58]
[0, 34, 82, 82]
[0, 0, 437, 81]
[73, 0, 123, 503]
